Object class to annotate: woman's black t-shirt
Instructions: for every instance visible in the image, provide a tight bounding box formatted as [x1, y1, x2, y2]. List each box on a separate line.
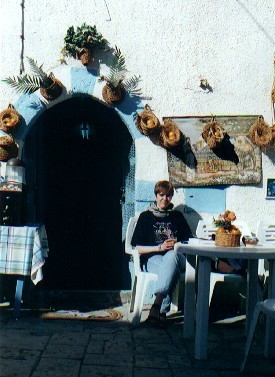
[131, 210, 192, 247]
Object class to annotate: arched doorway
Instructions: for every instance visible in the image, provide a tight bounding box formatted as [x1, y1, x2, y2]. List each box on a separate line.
[23, 96, 133, 290]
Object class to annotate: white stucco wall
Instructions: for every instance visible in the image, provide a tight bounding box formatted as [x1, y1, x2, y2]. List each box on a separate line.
[0, 0, 275, 233]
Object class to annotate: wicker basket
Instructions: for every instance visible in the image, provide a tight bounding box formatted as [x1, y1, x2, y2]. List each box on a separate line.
[0, 134, 14, 147]
[102, 83, 125, 105]
[40, 73, 63, 101]
[202, 119, 224, 149]
[0, 104, 20, 134]
[248, 116, 272, 148]
[215, 232, 241, 247]
[135, 104, 160, 136]
[79, 48, 93, 66]
[0, 142, 19, 162]
[158, 119, 181, 148]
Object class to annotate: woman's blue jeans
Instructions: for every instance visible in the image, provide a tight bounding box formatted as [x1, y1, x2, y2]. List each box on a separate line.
[142, 250, 186, 313]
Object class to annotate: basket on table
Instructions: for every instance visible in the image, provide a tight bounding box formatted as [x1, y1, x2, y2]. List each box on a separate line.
[135, 104, 160, 136]
[158, 119, 181, 148]
[201, 118, 224, 149]
[0, 104, 21, 134]
[248, 116, 272, 148]
[215, 232, 241, 247]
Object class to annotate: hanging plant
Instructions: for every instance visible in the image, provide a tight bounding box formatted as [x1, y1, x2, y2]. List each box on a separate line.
[99, 46, 141, 105]
[158, 119, 181, 148]
[201, 117, 224, 149]
[135, 104, 160, 136]
[0, 104, 21, 134]
[248, 116, 272, 149]
[62, 23, 107, 66]
[2, 57, 63, 100]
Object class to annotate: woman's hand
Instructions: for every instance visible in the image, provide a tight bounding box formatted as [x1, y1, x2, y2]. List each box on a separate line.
[159, 238, 177, 251]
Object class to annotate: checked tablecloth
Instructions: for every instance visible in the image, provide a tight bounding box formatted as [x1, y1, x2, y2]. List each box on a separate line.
[0, 225, 49, 284]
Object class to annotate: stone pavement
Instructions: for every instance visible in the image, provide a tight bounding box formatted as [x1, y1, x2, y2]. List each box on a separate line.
[0, 294, 274, 377]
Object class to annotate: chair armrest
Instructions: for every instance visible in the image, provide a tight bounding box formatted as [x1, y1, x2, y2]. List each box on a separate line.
[132, 248, 142, 276]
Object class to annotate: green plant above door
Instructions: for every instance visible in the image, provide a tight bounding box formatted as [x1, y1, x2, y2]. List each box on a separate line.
[99, 46, 141, 105]
[62, 23, 107, 66]
[2, 57, 63, 101]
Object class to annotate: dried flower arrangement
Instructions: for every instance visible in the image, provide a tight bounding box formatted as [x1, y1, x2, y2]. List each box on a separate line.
[201, 118, 224, 149]
[213, 210, 241, 247]
[248, 116, 272, 149]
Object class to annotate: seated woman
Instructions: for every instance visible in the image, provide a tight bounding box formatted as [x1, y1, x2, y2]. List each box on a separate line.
[131, 180, 192, 328]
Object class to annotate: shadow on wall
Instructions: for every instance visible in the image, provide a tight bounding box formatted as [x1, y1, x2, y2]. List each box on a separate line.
[174, 204, 202, 236]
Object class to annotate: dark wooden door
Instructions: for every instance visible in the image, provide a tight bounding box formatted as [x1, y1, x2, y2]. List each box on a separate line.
[25, 97, 132, 290]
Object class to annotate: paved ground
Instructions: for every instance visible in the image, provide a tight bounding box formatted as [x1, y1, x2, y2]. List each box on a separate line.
[0, 292, 274, 377]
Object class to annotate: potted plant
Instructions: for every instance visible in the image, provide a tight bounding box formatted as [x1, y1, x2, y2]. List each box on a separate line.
[2, 57, 63, 100]
[62, 23, 107, 66]
[99, 46, 141, 105]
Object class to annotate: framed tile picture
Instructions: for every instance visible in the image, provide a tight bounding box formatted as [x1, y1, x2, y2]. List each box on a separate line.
[266, 178, 275, 199]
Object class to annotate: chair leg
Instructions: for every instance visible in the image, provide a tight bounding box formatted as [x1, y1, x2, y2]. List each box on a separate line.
[132, 278, 146, 326]
[130, 277, 137, 313]
[170, 281, 179, 312]
[240, 303, 262, 373]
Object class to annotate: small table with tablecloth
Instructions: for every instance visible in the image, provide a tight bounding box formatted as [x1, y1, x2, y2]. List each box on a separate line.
[0, 225, 49, 317]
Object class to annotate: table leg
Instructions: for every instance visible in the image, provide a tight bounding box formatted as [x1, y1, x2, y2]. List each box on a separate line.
[195, 256, 211, 360]
[183, 254, 196, 338]
[13, 276, 24, 318]
[246, 259, 259, 335]
[264, 259, 275, 358]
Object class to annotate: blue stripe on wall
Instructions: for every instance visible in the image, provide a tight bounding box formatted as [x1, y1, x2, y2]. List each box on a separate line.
[135, 180, 156, 201]
[185, 187, 226, 213]
[71, 68, 97, 94]
[14, 94, 46, 140]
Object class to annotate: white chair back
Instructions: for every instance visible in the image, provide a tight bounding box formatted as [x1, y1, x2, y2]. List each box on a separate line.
[196, 219, 252, 239]
[256, 221, 275, 245]
[125, 215, 141, 277]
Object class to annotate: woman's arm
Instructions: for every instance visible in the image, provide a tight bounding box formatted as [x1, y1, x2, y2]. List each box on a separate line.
[136, 239, 176, 254]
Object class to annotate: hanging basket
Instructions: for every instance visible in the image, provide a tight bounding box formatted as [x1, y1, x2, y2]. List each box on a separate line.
[0, 142, 18, 162]
[135, 104, 160, 136]
[201, 119, 224, 149]
[77, 48, 93, 66]
[0, 132, 14, 147]
[102, 83, 125, 105]
[248, 116, 272, 148]
[0, 104, 20, 134]
[40, 73, 63, 101]
[215, 232, 241, 247]
[158, 119, 181, 148]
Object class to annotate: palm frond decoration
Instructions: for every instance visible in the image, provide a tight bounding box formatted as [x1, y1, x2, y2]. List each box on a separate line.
[2, 75, 42, 95]
[2, 57, 54, 95]
[27, 57, 48, 80]
[105, 46, 127, 87]
[123, 75, 142, 97]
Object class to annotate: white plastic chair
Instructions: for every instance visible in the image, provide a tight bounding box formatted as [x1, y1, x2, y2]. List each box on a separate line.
[256, 221, 275, 285]
[196, 219, 252, 305]
[240, 299, 275, 373]
[125, 215, 183, 325]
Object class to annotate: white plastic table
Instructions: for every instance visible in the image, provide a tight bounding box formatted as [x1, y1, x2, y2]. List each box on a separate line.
[175, 241, 275, 360]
